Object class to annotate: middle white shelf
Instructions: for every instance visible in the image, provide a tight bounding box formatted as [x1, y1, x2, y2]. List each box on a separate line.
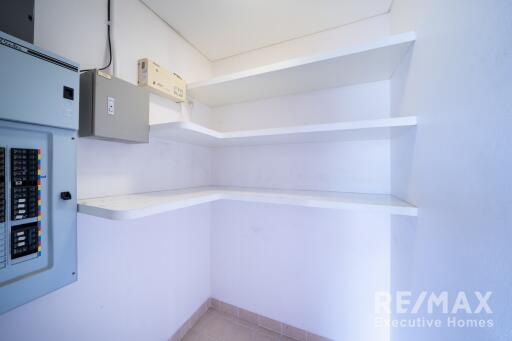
[150, 116, 417, 146]
[78, 186, 418, 220]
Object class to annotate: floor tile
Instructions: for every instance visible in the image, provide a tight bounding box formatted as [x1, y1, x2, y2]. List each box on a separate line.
[252, 327, 281, 341]
[182, 329, 214, 341]
[182, 308, 308, 341]
[223, 320, 254, 341]
[279, 336, 298, 341]
[193, 311, 231, 340]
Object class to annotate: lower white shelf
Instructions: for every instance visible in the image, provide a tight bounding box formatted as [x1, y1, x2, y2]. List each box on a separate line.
[77, 187, 418, 220]
[150, 116, 417, 146]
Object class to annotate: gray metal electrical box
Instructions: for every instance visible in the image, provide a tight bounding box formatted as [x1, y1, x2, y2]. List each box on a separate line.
[79, 70, 149, 143]
[0, 31, 79, 314]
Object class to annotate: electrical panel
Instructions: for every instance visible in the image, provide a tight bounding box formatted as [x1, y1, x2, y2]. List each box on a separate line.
[79, 70, 150, 143]
[138, 58, 187, 103]
[0, 31, 78, 314]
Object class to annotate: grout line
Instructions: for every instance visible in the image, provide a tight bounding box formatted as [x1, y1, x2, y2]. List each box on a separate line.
[208, 298, 332, 341]
[168, 298, 210, 341]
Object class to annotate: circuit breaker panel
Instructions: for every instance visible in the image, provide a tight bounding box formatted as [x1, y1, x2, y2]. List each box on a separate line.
[9, 149, 41, 258]
[0, 31, 78, 314]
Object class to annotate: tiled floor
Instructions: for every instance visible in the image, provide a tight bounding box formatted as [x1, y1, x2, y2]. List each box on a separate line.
[182, 308, 297, 341]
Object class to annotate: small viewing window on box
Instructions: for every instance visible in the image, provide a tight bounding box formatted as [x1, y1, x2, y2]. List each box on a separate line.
[63, 86, 74, 100]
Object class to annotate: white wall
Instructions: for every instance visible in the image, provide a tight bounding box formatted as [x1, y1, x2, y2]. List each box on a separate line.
[211, 135, 392, 341]
[0, 1, 213, 340]
[390, 0, 512, 340]
[207, 16, 393, 341]
[210, 82, 391, 195]
[211, 14, 390, 76]
[77, 138, 211, 199]
[0, 2, 418, 341]
[210, 80, 390, 131]
[211, 201, 390, 341]
[0, 208, 211, 341]
[34, 0, 212, 127]
[213, 140, 390, 194]
[111, 0, 212, 126]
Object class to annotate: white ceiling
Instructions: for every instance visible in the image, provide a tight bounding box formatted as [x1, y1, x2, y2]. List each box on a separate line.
[141, 0, 392, 61]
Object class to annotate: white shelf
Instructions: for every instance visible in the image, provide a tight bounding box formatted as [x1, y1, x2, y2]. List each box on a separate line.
[150, 116, 417, 146]
[78, 187, 418, 220]
[188, 32, 416, 107]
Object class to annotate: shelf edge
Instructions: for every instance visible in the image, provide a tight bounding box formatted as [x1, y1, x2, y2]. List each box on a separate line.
[151, 116, 418, 142]
[78, 188, 418, 220]
[188, 32, 417, 89]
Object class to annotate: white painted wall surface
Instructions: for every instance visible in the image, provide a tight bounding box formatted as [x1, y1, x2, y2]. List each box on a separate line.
[32, 0, 214, 200]
[34, 0, 212, 127]
[213, 140, 390, 194]
[111, 0, 212, 126]
[0, 2, 400, 341]
[205, 9, 394, 341]
[0, 1, 213, 340]
[211, 14, 390, 76]
[77, 139, 212, 199]
[211, 134, 391, 341]
[0, 208, 211, 341]
[142, 0, 391, 61]
[211, 201, 390, 341]
[210, 81, 390, 131]
[210, 64, 392, 341]
[390, 0, 512, 340]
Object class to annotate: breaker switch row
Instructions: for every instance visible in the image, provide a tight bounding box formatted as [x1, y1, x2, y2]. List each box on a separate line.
[11, 148, 38, 187]
[11, 187, 38, 221]
[10, 222, 38, 259]
[0, 147, 4, 223]
[10, 148, 39, 221]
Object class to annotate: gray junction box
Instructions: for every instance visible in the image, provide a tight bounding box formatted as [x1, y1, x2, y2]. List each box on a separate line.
[79, 70, 150, 143]
[0, 31, 79, 314]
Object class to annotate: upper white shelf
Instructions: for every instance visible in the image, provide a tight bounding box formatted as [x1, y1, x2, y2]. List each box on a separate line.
[150, 116, 417, 146]
[188, 32, 416, 107]
[78, 186, 418, 220]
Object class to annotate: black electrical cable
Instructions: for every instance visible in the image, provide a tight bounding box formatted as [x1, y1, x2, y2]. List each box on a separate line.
[99, 24, 112, 70]
[81, 0, 112, 73]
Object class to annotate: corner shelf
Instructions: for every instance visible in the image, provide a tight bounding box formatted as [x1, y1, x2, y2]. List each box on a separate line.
[150, 116, 417, 146]
[78, 187, 418, 220]
[188, 32, 416, 107]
